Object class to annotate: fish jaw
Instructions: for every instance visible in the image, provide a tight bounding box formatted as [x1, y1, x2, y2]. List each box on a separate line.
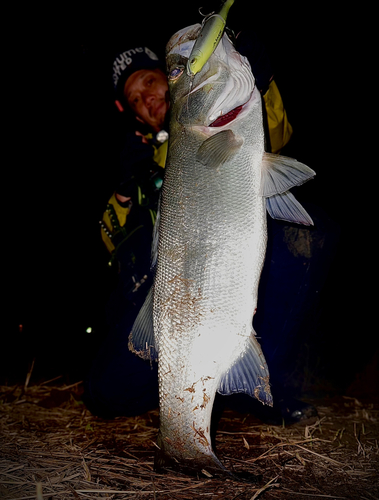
[167, 24, 255, 129]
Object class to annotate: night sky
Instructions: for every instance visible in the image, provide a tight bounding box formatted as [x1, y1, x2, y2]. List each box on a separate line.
[6, 2, 372, 396]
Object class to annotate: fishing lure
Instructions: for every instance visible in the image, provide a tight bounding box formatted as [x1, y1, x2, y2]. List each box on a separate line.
[186, 0, 235, 77]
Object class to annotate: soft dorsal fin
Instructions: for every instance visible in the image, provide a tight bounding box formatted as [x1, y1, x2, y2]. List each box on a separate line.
[218, 332, 273, 406]
[260, 152, 315, 197]
[128, 286, 158, 362]
[196, 130, 243, 169]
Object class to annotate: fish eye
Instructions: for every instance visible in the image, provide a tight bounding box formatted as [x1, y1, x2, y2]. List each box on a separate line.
[168, 66, 184, 81]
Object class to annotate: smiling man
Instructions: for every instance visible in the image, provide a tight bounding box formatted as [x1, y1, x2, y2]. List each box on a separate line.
[101, 47, 169, 251]
[124, 68, 169, 133]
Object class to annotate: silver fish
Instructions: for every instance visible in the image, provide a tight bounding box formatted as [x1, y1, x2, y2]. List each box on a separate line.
[129, 24, 315, 478]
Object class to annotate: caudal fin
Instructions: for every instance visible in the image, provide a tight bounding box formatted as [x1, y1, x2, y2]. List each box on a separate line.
[155, 430, 234, 479]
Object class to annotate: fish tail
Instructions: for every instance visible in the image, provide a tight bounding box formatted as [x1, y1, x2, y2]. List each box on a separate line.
[154, 431, 231, 479]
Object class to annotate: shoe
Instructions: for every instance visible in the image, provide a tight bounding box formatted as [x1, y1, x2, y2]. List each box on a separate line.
[214, 393, 318, 427]
[257, 396, 318, 425]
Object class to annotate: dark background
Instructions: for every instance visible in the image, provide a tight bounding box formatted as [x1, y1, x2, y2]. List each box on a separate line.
[6, 2, 373, 397]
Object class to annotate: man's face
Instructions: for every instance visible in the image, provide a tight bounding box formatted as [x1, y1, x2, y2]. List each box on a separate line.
[124, 68, 169, 132]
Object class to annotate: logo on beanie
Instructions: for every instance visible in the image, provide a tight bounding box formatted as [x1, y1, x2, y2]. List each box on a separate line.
[112, 47, 159, 90]
[145, 47, 159, 61]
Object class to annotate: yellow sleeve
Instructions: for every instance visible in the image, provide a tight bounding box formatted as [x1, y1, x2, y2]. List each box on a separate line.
[101, 136, 167, 255]
[143, 132, 168, 170]
[100, 192, 130, 254]
[263, 80, 293, 154]
[153, 139, 168, 169]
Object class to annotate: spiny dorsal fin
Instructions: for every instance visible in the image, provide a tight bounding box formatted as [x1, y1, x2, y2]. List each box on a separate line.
[196, 130, 243, 169]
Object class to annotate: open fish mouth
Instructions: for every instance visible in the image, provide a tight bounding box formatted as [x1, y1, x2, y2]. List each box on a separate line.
[207, 89, 255, 128]
[209, 104, 244, 127]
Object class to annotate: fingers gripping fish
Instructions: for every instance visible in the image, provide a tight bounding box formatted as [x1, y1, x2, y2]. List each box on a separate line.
[129, 24, 315, 479]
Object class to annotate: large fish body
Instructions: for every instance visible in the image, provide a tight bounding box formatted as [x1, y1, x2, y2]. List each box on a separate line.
[130, 24, 315, 477]
[155, 26, 270, 476]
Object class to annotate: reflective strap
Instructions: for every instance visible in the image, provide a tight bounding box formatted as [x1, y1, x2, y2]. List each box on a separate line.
[137, 184, 143, 205]
[149, 208, 157, 227]
[100, 193, 130, 254]
[108, 224, 145, 267]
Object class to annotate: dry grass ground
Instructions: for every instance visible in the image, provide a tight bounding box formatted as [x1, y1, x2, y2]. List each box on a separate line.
[1, 381, 378, 500]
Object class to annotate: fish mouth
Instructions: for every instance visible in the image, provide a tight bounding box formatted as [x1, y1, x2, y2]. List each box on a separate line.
[207, 90, 254, 128]
[208, 104, 244, 127]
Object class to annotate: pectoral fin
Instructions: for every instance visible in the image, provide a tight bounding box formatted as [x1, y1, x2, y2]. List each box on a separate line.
[128, 286, 158, 362]
[218, 332, 273, 406]
[196, 130, 243, 169]
[260, 152, 315, 225]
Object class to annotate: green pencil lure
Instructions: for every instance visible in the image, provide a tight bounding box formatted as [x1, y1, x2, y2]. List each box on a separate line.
[187, 0, 235, 77]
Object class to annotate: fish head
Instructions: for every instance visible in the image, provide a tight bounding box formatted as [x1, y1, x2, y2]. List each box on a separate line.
[166, 24, 256, 129]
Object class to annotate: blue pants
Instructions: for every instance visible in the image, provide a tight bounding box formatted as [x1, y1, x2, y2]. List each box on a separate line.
[83, 205, 339, 418]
